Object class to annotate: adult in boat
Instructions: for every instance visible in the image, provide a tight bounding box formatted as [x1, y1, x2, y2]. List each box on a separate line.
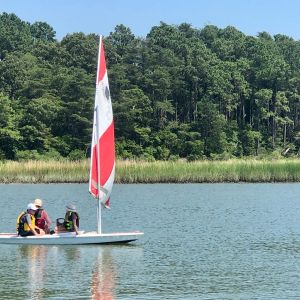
[55, 203, 80, 235]
[17, 203, 45, 237]
[34, 198, 52, 234]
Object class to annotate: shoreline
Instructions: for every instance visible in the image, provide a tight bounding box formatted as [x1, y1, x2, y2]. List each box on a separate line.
[1, 159, 300, 183]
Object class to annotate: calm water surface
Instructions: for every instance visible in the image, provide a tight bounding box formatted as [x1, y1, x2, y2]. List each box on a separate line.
[1, 183, 300, 299]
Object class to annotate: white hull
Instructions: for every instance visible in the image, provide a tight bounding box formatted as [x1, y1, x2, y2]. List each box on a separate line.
[0, 231, 143, 245]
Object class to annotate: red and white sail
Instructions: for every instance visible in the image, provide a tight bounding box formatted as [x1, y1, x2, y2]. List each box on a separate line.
[89, 36, 115, 208]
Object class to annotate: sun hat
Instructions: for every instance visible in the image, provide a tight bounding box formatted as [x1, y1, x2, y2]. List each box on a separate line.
[34, 198, 43, 207]
[66, 203, 77, 212]
[27, 203, 37, 211]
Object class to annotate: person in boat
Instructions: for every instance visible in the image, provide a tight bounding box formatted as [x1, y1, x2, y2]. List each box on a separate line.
[55, 203, 80, 235]
[17, 203, 45, 237]
[34, 198, 52, 234]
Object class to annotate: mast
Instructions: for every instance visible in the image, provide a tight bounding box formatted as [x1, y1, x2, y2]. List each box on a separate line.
[96, 36, 103, 234]
[96, 106, 102, 234]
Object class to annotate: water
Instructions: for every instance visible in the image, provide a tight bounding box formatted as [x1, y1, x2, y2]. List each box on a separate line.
[1, 183, 300, 299]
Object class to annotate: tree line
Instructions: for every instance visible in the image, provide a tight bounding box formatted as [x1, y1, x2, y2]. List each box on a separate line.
[1, 13, 300, 161]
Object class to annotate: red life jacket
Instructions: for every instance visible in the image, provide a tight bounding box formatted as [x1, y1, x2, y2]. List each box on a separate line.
[35, 208, 46, 229]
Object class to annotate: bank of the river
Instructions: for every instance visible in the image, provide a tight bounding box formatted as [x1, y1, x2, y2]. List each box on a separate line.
[1, 159, 300, 183]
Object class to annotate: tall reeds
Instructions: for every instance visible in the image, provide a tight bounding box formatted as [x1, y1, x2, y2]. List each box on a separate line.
[0, 159, 300, 183]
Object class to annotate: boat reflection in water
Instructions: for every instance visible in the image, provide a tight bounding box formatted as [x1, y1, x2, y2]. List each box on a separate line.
[17, 244, 143, 299]
[18, 245, 49, 300]
[17, 245, 117, 299]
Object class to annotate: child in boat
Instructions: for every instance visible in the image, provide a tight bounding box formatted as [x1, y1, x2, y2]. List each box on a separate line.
[17, 203, 45, 237]
[55, 203, 80, 235]
[34, 198, 52, 234]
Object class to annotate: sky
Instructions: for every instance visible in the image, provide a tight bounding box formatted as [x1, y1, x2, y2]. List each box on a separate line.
[0, 0, 300, 41]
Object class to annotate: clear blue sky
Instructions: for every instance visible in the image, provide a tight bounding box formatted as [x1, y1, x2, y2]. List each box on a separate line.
[0, 0, 299, 40]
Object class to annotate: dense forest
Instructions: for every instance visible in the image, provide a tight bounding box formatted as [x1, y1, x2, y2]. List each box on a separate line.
[1, 13, 300, 161]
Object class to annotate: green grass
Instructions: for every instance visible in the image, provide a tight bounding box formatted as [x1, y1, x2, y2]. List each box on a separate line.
[1, 159, 300, 183]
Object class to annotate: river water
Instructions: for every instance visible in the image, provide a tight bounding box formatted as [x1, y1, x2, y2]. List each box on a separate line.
[1, 183, 300, 299]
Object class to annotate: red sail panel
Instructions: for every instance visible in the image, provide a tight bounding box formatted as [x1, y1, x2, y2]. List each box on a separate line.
[99, 121, 115, 185]
[97, 42, 106, 83]
[90, 121, 114, 197]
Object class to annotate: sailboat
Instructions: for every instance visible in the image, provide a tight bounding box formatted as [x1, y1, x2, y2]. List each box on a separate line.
[0, 36, 143, 245]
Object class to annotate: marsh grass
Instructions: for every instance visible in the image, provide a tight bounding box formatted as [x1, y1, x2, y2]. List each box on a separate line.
[0, 160, 89, 183]
[1, 159, 300, 183]
[116, 159, 300, 183]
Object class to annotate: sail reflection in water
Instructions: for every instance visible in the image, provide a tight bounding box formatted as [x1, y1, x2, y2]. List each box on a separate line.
[91, 249, 115, 300]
